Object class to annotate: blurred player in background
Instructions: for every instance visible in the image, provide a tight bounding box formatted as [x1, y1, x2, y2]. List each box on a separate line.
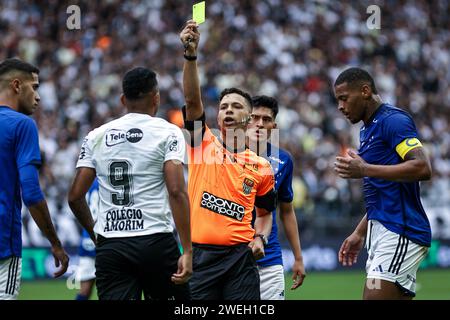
[68, 67, 192, 300]
[74, 178, 99, 300]
[334, 67, 432, 300]
[0, 58, 69, 300]
[247, 95, 306, 300]
[180, 21, 276, 300]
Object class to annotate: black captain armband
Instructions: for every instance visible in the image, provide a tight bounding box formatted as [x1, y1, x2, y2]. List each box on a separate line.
[255, 188, 278, 212]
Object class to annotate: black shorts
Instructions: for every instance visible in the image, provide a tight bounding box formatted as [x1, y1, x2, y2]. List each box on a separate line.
[95, 232, 190, 300]
[190, 243, 260, 300]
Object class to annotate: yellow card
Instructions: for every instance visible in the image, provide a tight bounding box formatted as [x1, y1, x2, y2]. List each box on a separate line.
[193, 1, 206, 24]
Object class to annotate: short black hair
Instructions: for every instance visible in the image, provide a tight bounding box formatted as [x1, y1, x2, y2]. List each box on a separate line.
[334, 67, 378, 94]
[219, 87, 253, 109]
[122, 67, 158, 100]
[252, 95, 279, 119]
[0, 58, 39, 78]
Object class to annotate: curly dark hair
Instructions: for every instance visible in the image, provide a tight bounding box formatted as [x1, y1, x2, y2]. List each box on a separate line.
[122, 67, 158, 100]
[334, 67, 378, 94]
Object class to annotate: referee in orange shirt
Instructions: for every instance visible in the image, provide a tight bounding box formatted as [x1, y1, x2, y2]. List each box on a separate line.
[179, 21, 276, 300]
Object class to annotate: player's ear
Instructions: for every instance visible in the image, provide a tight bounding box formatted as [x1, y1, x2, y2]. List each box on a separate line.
[361, 84, 372, 98]
[273, 122, 277, 129]
[11, 78, 21, 94]
[153, 90, 160, 107]
[120, 93, 126, 107]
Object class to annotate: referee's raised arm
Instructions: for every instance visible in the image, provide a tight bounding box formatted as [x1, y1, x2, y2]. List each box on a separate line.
[180, 20, 203, 121]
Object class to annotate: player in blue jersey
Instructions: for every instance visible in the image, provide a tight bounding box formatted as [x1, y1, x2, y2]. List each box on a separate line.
[247, 95, 306, 300]
[74, 179, 99, 300]
[334, 67, 432, 300]
[0, 58, 69, 300]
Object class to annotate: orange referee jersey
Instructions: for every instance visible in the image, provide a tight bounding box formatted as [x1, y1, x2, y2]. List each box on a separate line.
[187, 125, 275, 246]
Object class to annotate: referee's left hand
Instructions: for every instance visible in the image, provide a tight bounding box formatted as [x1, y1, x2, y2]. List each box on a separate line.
[171, 253, 193, 285]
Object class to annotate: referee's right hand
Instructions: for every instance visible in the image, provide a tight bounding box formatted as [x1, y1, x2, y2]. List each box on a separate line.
[171, 252, 193, 285]
[180, 20, 199, 55]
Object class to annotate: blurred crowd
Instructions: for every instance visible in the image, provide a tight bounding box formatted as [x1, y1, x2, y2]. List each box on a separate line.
[1, 0, 449, 241]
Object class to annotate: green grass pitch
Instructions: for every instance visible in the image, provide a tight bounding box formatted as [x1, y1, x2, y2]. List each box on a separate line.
[18, 269, 450, 300]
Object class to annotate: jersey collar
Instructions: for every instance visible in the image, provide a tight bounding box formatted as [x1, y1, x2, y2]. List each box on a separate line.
[367, 103, 386, 124]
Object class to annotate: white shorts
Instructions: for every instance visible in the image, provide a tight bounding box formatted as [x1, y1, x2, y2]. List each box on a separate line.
[75, 256, 96, 282]
[258, 264, 285, 300]
[0, 257, 21, 300]
[366, 220, 429, 296]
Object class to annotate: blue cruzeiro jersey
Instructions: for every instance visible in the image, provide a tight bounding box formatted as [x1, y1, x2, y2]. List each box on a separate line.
[254, 144, 294, 267]
[359, 103, 431, 247]
[78, 179, 99, 257]
[0, 106, 42, 259]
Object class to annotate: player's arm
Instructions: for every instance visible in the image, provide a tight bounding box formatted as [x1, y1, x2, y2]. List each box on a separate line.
[68, 167, 96, 243]
[164, 160, 192, 285]
[335, 146, 431, 182]
[364, 147, 431, 181]
[19, 164, 69, 278]
[277, 155, 305, 288]
[279, 201, 306, 289]
[16, 119, 69, 277]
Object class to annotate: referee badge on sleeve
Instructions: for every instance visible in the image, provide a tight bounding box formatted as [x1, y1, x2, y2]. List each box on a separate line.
[243, 178, 254, 195]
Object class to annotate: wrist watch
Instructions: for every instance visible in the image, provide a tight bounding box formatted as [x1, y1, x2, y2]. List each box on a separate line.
[254, 233, 268, 246]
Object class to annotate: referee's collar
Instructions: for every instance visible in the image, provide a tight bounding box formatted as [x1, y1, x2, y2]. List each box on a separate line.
[216, 135, 247, 154]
